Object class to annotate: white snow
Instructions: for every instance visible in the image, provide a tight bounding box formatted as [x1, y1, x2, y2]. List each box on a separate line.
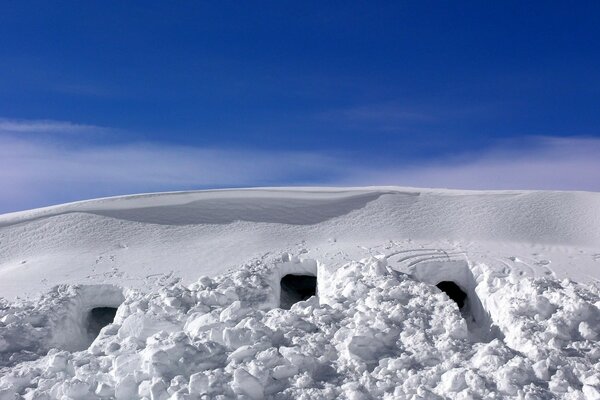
[0, 186, 599, 399]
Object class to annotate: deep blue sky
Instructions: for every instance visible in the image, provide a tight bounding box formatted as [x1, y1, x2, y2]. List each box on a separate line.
[1, 1, 600, 212]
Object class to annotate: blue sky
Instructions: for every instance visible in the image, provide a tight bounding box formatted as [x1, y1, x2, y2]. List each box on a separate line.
[1, 1, 600, 212]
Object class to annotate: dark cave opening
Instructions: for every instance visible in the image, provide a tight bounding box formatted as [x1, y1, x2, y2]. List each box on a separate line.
[436, 281, 467, 309]
[280, 274, 317, 309]
[87, 307, 118, 340]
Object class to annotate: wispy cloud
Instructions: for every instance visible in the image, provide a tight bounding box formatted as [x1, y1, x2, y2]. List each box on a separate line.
[0, 118, 599, 213]
[0, 118, 108, 134]
[319, 104, 432, 132]
[320, 102, 491, 132]
[0, 134, 345, 212]
[331, 105, 433, 123]
[343, 136, 600, 191]
[50, 81, 124, 98]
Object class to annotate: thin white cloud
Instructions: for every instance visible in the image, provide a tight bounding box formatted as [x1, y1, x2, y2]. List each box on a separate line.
[344, 136, 600, 191]
[0, 135, 345, 212]
[0, 119, 599, 213]
[318, 104, 432, 132]
[333, 105, 433, 123]
[320, 102, 492, 132]
[0, 118, 108, 134]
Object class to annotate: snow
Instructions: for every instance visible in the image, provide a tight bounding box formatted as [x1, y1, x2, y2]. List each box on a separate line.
[1, 187, 600, 300]
[0, 186, 599, 398]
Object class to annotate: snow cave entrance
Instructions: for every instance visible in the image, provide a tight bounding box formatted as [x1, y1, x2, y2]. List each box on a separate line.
[51, 285, 126, 352]
[87, 307, 118, 340]
[280, 274, 317, 309]
[408, 260, 499, 342]
[436, 281, 467, 309]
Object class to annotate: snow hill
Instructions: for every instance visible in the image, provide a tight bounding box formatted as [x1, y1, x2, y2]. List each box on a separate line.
[0, 187, 599, 399]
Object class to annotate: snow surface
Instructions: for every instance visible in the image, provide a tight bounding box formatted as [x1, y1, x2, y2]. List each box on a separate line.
[0, 187, 599, 399]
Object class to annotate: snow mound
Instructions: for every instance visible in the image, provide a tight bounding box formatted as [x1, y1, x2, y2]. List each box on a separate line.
[1, 254, 599, 399]
[2, 187, 600, 300]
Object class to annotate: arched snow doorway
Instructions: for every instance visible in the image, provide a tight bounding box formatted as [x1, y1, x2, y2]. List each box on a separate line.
[50, 285, 126, 351]
[405, 259, 498, 342]
[272, 257, 320, 310]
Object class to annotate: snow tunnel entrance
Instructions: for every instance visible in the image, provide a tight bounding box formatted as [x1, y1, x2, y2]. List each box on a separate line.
[280, 274, 317, 309]
[406, 260, 499, 342]
[87, 307, 118, 340]
[48, 285, 125, 352]
[436, 281, 467, 309]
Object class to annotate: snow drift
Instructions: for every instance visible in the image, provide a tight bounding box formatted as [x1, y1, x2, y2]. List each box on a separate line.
[0, 187, 599, 399]
[1, 187, 599, 300]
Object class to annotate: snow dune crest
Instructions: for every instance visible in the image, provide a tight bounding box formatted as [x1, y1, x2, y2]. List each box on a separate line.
[1, 187, 599, 245]
[1, 187, 599, 299]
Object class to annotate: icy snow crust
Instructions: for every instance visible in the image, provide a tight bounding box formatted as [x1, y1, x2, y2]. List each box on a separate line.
[1, 255, 600, 399]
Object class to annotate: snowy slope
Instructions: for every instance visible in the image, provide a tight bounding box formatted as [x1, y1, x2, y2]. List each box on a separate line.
[1, 187, 599, 300]
[1, 187, 600, 399]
